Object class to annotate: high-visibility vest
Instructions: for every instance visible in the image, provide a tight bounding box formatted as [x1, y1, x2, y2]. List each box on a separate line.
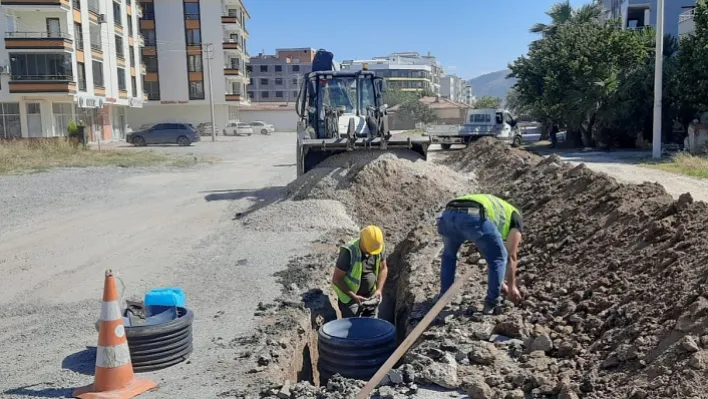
[454, 194, 520, 240]
[332, 239, 383, 304]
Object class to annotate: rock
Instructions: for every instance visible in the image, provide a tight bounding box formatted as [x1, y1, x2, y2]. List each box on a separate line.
[277, 381, 291, 399]
[421, 353, 458, 389]
[257, 355, 271, 366]
[528, 334, 553, 353]
[689, 351, 707, 369]
[464, 376, 494, 399]
[376, 386, 396, 398]
[556, 340, 580, 358]
[616, 344, 640, 361]
[426, 347, 445, 360]
[628, 388, 648, 399]
[701, 335, 708, 348]
[505, 389, 525, 399]
[681, 336, 701, 353]
[468, 341, 497, 365]
[601, 353, 620, 369]
[493, 317, 527, 339]
[381, 369, 404, 386]
[400, 364, 416, 384]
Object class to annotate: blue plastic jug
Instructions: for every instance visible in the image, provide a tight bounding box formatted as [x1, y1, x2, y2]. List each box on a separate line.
[144, 287, 185, 316]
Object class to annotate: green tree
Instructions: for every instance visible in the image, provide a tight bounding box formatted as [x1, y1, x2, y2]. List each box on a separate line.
[474, 96, 502, 109]
[674, 0, 708, 123]
[398, 98, 438, 124]
[383, 86, 416, 108]
[530, 0, 603, 37]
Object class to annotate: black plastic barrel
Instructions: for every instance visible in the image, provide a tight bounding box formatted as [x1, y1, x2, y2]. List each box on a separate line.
[317, 318, 397, 382]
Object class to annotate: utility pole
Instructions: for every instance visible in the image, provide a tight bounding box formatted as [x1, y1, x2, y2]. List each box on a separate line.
[203, 42, 217, 142]
[652, 0, 665, 159]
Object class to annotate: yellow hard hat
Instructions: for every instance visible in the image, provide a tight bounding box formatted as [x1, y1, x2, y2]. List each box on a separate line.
[360, 225, 384, 255]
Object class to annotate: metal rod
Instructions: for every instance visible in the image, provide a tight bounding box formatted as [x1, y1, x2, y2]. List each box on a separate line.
[652, 0, 665, 159]
[204, 43, 216, 142]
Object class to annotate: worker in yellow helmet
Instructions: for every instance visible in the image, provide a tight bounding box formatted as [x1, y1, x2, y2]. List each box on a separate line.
[331, 225, 388, 318]
[437, 194, 524, 315]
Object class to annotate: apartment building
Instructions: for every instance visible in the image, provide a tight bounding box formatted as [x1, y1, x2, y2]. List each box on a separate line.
[341, 52, 444, 95]
[600, 0, 696, 37]
[127, 0, 250, 130]
[248, 48, 315, 103]
[440, 75, 467, 103]
[462, 85, 474, 104]
[0, 0, 145, 140]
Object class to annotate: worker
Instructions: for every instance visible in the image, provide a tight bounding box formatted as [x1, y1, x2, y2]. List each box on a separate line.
[331, 225, 389, 318]
[437, 194, 524, 315]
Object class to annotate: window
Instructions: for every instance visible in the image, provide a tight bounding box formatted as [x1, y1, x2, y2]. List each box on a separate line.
[185, 29, 201, 45]
[275, 65, 282, 72]
[115, 35, 124, 59]
[262, 91, 269, 98]
[90, 25, 101, 51]
[52, 103, 73, 137]
[131, 76, 137, 96]
[292, 78, 297, 85]
[187, 55, 202, 72]
[93, 60, 104, 87]
[248, 77, 253, 85]
[260, 78, 268, 85]
[144, 79, 159, 100]
[275, 78, 283, 85]
[77, 62, 86, 91]
[189, 81, 204, 99]
[275, 91, 283, 98]
[184, 3, 199, 19]
[9, 53, 73, 79]
[259, 65, 267, 73]
[140, 1, 154, 19]
[117, 67, 126, 90]
[129, 45, 134, 66]
[292, 65, 300, 72]
[144, 55, 158, 72]
[0, 103, 21, 139]
[127, 15, 133, 36]
[113, 1, 122, 26]
[247, 91, 254, 99]
[141, 29, 156, 46]
[293, 91, 298, 98]
[74, 23, 83, 50]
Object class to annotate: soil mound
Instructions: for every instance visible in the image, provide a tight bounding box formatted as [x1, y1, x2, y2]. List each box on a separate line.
[433, 137, 708, 398]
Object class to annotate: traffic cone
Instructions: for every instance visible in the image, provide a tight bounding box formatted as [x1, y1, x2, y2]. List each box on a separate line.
[73, 270, 157, 399]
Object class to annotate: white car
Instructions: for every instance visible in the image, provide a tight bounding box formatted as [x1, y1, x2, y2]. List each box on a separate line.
[223, 122, 253, 136]
[250, 121, 275, 135]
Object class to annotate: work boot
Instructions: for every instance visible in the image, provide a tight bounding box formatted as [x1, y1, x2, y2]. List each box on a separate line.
[482, 302, 502, 316]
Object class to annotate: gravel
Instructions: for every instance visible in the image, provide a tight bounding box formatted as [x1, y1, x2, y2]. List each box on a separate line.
[242, 199, 358, 232]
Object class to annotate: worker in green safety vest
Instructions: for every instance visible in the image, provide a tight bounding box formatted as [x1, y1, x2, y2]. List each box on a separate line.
[437, 193, 524, 315]
[331, 225, 389, 318]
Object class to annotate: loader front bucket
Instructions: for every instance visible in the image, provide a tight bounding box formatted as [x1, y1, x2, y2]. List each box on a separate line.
[297, 136, 430, 176]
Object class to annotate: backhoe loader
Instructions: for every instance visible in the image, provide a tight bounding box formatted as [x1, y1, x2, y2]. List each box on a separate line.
[295, 49, 431, 176]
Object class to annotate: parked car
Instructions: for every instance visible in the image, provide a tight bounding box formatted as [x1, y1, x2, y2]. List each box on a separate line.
[250, 121, 275, 135]
[222, 122, 253, 136]
[197, 122, 214, 135]
[126, 122, 200, 146]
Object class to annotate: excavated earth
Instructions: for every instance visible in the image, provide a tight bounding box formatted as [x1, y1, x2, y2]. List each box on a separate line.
[224, 138, 708, 399]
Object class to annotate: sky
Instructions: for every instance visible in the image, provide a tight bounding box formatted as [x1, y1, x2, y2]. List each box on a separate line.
[243, 0, 589, 80]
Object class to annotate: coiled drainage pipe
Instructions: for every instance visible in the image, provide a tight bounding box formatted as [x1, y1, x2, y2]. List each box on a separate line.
[318, 318, 397, 381]
[125, 307, 194, 373]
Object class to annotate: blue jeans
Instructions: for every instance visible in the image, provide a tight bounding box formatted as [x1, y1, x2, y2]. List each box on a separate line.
[437, 208, 508, 306]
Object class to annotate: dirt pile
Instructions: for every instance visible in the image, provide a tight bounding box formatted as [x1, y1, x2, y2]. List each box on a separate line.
[416, 137, 708, 398]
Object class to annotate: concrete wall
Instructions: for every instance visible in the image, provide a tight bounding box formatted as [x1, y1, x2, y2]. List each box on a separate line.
[127, 104, 230, 130]
[238, 109, 297, 131]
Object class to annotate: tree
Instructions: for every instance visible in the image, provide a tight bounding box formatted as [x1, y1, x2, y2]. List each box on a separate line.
[383, 86, 416, 108]
[398, 99, 438, 124]
[474, 96, 502, 109]
[530, 0, 603, 37]
[674, 0, 708, 123]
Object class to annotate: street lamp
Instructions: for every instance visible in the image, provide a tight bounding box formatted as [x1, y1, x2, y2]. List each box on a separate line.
[652, 0, 665, 159]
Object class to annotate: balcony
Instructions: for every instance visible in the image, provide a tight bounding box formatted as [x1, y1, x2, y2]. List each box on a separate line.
[679, 9, 696, 37]
[9, 75, 76, 93]
[224, 65, 243, 76]
[222, 39, 241, 51]
[87, 1, 99, 15]
[137, 35, 144, 47]
[221, 15, 239, 24]
[136, 5, 143, 18]
[72, 0, 79, 9]
[225, 92, 243, 102]
[5, 32, 72, 51]
[1, 0, 70, 8]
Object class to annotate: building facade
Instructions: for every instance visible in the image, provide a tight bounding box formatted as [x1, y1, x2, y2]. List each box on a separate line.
[247, 48, 314, 103]
[601, 0, 696, 37]
[462, 85, 474, 104]
[127, 0, 250, 130]
[0, 0, 146, 140]
[341, 52, 444, 95]
[440, 75, 466, 103]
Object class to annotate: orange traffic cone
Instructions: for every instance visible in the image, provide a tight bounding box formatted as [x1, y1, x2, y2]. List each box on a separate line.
[73, 270, 157, 399]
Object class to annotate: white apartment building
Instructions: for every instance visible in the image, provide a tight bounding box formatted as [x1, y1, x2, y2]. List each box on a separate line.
[462, 85, 474, 104]
[341, 52, 444, 95]
[127, 0, 250, 130]
[0, 0, 145, 140]
[440, 75, 467, 103]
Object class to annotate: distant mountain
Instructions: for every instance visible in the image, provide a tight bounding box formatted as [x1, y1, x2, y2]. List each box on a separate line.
[467, 69, 516, 100]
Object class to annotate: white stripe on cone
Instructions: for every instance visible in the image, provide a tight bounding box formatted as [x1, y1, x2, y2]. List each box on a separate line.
[96, 343, 132, 368]
[100, 300, 122, 321]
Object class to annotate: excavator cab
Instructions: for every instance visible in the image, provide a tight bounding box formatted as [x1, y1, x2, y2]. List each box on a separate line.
[295, 50, 430, 176]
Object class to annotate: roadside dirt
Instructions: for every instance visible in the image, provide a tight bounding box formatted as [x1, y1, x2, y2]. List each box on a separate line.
[235, 138, 708, 399]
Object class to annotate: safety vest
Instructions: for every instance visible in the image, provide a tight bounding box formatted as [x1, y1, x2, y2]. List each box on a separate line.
[332, 239, 383, 304]
[454, 194, 520, 240]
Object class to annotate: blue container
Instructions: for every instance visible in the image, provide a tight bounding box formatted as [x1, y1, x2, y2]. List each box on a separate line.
[144, 287, 185, 316]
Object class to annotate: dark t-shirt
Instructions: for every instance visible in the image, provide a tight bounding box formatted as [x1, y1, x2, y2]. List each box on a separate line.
[335, 247, 384, 297]
[510, 211, 523, 233]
